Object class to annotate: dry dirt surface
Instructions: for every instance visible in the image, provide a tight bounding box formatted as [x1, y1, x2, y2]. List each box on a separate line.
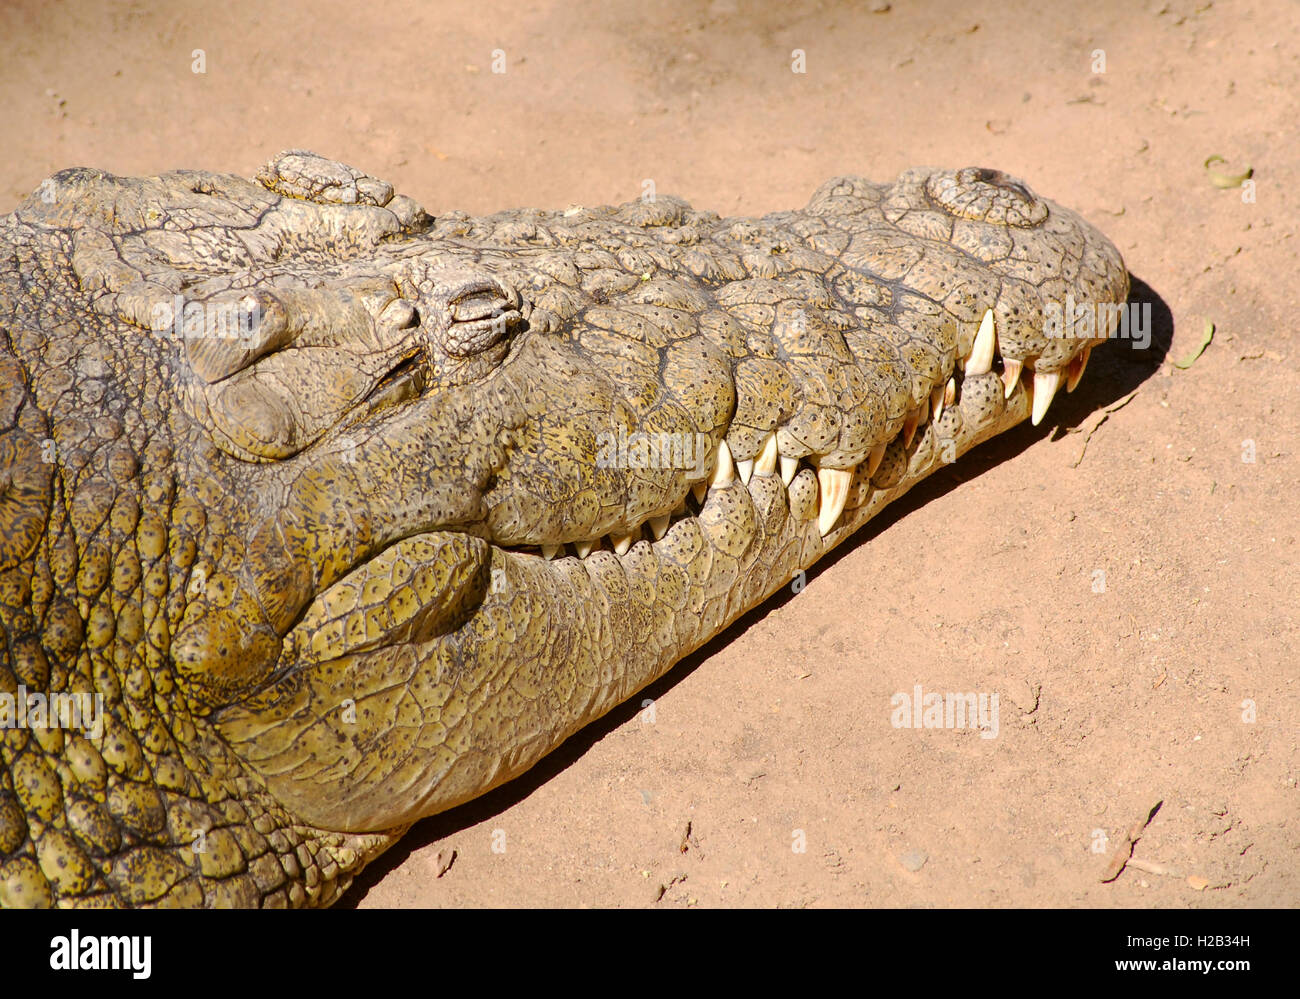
[2, 0, 1295, 909]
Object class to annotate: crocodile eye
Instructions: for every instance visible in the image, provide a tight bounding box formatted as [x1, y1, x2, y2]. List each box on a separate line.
[441, 278, 521, 358]
[926, 166, 1049, 228]
[397, 264, 523, 363]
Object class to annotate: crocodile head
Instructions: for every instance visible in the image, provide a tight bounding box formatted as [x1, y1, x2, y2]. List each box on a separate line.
[0, 152, 1127, 906]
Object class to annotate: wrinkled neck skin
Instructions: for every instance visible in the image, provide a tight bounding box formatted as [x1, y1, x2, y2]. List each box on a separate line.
[0, 241, 398, 908]
[0, 152, 1127, 906]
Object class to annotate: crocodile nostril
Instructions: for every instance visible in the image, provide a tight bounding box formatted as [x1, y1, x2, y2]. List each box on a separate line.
[966, 167, 1032, 201]
[928, 167, 1048, 226]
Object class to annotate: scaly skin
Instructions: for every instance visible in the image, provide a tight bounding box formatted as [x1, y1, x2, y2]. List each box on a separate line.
[0, 152, 1127, 907]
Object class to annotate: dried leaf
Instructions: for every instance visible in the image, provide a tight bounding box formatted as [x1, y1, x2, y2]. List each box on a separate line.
[1174, 319, 1215, 369]
[1204, 154, 1253, 189]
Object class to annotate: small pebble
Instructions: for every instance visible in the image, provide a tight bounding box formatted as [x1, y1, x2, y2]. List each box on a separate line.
[900, 849, 928, 872]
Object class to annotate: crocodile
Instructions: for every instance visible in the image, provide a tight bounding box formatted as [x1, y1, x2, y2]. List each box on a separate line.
[0, 151, 1128, 907]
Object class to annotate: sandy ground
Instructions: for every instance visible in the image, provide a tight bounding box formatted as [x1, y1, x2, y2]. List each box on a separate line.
[2, 0, 1296, 908]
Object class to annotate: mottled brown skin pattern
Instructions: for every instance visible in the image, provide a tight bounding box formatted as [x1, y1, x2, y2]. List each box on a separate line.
[0, 152, 1127, 907]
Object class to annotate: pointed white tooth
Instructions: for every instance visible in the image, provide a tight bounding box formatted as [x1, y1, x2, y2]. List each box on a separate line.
[611, 531, 636, 555]
[710, 440, 735, 488]
[649, 514, 671, 540]
[1001, 359, 1023, 399]
[944, 376, 956, 408]
[816, 466, 855, 537]
[967, 308, 997, 376]
[780, 454, 799, 486]
[574, 539, 596, 558]
[866, 441, 886, 478]
[689, 446, 716, 505]
[737, 458, 754, 485]
[903, 408, 921, 448]
[931, 383, 945, 422]
[754, 433, 779, 476]
[1031, 370, 1061, 426]
[1066, 345, 1092, 393]
[542, 544, 562, 560]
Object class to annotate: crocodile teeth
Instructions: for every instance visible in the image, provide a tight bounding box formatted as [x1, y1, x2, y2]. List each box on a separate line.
[737, 458, 755, 485]
[817, 466, 854, 537]
[1030, 370, 1061, 426]
[1066, 345, 1092, 393]
[780, 454, 800, 486]
[710, 440, 735, 489]
[611, 531, 638, 555]
[903, 408, 921, 448]
[542, 544, 562, 560]
[754, 433, 779, 476]
[866, 441, 886, 478]
[1001, 359, 1023, 399]
[931, 383, 945, 422]
[574, 539, 596, 558]
[944, 375, 956, 408]
[691, 481, 708, 504]
[648, 514, 671, 540]
[967, 308, 997, 376]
